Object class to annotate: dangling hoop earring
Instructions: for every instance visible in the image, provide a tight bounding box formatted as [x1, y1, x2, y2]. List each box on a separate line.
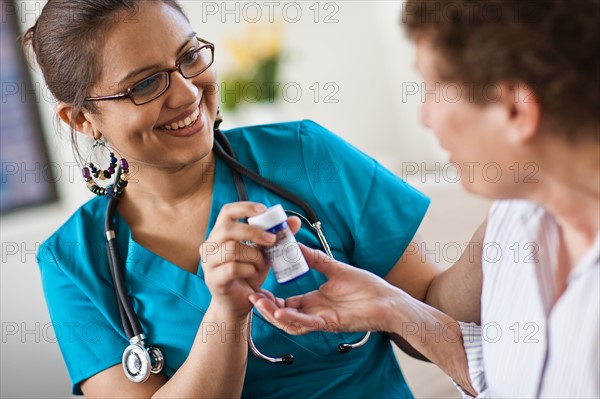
[81, 139, 130, 198]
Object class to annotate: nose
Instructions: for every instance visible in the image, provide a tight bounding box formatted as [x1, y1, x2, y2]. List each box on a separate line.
[164, 71, 198, 109]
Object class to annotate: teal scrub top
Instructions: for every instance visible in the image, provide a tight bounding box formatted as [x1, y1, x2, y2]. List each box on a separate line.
[37, 120, 430, 397]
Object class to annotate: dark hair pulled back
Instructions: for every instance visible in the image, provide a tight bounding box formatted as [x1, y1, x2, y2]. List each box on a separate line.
[21, 0, 188, 162]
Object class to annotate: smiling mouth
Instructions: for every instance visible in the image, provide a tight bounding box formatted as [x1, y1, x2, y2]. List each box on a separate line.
[158, 106, 200, 131]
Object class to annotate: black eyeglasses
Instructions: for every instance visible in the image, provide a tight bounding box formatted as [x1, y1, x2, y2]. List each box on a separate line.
[85, 37, 215, 106]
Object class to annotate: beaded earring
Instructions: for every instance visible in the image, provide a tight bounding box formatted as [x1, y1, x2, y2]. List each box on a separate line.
[81, 140, 130, 198]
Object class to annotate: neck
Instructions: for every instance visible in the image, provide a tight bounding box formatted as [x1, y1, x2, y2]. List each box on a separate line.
[120, 151, 216, 213]
[525, 136, 600, 263]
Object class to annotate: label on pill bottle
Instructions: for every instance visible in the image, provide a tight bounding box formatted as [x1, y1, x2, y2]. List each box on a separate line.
[247, 204, 309, 284]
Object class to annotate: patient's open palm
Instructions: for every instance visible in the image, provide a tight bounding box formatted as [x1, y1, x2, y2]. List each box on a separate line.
[249, 245, 395, 335]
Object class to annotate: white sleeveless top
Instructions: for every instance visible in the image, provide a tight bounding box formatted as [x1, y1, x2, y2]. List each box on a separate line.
[458, 200, 599, 398]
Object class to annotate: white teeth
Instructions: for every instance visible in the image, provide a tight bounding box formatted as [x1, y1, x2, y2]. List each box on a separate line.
[159, 107, 200, 131]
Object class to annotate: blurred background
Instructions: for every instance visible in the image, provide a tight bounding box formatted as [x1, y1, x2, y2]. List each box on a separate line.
[1, 0, 489, 397]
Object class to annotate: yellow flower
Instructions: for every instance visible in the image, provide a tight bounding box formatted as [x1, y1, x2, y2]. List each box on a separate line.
[223, 23, 282, 74]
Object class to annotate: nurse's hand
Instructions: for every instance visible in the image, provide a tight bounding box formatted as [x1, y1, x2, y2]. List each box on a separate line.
[200, 202, 301, 320]
[249, 244, 397, 334]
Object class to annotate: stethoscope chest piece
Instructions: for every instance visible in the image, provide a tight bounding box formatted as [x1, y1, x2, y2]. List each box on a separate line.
[123, 344, 150, 383]
[122, 339, 164, 383]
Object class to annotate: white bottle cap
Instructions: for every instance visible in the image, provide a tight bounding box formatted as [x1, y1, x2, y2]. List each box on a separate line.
[247, 204, 287, 230]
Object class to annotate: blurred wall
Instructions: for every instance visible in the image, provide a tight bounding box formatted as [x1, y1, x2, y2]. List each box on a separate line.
[1, 1, 489, 397]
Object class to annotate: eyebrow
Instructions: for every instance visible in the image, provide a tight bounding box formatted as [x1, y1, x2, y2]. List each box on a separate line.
[118, 32, 197, 85]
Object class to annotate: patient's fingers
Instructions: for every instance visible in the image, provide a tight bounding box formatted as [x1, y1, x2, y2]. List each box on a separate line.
[251, 294, 279, 322]
[250, 290, 285, 310]
[272, 308, 325, 335]
[283, 295, 303, 309]
[250, 293, 316, 334]
[299, 244, 344, 276]
[257, 289, 286, 308]
[284, 291, 324, 310]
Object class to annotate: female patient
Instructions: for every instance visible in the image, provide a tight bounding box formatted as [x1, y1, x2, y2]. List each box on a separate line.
[252, 0, 600, 398]
[29, 0, 439, 397]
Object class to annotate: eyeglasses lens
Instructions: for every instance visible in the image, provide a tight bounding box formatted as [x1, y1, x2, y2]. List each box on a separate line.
[130, 45, 213, 105]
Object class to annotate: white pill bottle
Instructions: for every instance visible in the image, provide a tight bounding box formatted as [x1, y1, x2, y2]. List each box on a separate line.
[247, 204, 310, 284]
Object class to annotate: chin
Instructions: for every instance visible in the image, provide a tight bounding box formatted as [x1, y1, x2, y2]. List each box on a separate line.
[185, 137, 214, 163]
[460, 179, 515, 201]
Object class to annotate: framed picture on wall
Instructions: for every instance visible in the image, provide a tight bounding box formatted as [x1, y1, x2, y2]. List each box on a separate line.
[1, 0, 58, 214]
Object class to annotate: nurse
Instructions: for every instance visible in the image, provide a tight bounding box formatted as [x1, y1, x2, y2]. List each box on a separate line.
[29, 0, 440, 397]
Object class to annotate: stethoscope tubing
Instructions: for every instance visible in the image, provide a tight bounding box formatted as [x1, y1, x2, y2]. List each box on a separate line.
[213, 129, 371, 362]
[213, 130, 320, 224]
[106, 194, 142, 339]
[105, 129, 371, 377]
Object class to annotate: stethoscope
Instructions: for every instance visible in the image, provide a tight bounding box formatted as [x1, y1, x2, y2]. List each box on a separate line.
[104, 117, 371, 383]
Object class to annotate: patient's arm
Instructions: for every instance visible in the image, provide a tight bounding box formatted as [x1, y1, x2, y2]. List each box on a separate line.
[389, 333, 430, 362]
[387, 221, 486, 361]
[249, 245, 478, 396]
[425, 220, 486, 324]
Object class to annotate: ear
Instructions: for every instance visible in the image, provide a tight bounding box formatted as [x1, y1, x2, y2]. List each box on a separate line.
[56, 102, 102, 140]
[503, 83, 540, 144]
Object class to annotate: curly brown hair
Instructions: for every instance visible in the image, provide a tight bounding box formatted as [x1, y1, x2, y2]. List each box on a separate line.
[403, 0, 600, 142]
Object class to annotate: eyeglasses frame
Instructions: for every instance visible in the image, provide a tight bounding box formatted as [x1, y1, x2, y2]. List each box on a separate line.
[84, 37, 215, 106]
